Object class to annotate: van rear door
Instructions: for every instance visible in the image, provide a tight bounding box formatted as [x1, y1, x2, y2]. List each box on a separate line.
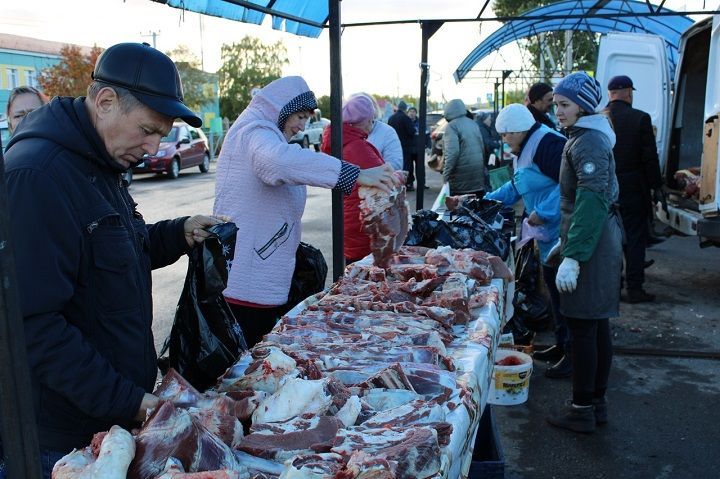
[699, 15, 720, 217]
[597, 32, 670, 167]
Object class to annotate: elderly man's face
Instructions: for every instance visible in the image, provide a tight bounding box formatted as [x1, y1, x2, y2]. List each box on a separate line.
[94, 88, 173, 169]
[8, 92, 44, 133]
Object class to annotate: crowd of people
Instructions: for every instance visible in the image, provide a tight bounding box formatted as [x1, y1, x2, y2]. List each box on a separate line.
[0, 38, 667, 477]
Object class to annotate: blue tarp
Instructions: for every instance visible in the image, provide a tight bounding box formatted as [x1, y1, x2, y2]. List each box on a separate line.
[157, 0, 328, 38]
[454, 0, 694, 82]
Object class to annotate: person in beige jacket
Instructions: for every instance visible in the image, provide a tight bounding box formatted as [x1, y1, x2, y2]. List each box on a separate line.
[442, 99, 486, 196]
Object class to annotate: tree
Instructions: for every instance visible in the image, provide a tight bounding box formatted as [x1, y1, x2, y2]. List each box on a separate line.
[316, 95, 331, 121]
[165, 45, 216, 112]
[38, 44, 103, 98]
[492, 0, 598, 81]
[218, 36, 287, 120]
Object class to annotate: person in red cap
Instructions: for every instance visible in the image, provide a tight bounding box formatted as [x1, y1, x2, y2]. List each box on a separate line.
[604, 74, 664, 303]
[0, 42, 225, 477]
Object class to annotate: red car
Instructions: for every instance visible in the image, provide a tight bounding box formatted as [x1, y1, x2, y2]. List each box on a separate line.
[131, 122, 210, 181]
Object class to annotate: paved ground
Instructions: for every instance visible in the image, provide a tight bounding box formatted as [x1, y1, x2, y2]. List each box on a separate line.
[131, 163, 720, 478]
[495, 233, 720, 479]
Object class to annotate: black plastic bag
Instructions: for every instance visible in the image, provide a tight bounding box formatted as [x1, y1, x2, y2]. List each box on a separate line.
[405, 206, 510, 260]
[158, 222, 247, 391]
[511, 241, 550, 332]
[279, 242, 328, 316]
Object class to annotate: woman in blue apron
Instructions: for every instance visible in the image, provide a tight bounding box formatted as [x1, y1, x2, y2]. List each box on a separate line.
[548, 72, 623, 433]
[487, 104, 570, 378]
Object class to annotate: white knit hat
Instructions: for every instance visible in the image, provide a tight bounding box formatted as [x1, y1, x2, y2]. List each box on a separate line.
[495, 104, 536, 133]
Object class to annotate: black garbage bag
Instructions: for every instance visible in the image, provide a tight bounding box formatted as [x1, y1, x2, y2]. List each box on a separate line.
[405, 208, 510, 259]
[511, 241, 550, 332]
[158, 222, 247, 391]
[278, 241, 328, 316]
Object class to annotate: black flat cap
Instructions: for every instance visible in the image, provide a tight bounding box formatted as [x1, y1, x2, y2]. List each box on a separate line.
[607, 75, 636, 91]
[92, 42, 202, 127]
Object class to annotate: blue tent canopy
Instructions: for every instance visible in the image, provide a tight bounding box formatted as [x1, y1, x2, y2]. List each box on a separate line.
[453, 0, 694, 82]
[153, 0, 328, 38]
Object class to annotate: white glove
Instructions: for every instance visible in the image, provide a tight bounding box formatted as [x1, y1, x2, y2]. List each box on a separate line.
[556, 257, 580, 293]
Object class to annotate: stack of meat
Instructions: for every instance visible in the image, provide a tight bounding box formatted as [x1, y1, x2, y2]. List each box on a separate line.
[53, 245, 511, 479]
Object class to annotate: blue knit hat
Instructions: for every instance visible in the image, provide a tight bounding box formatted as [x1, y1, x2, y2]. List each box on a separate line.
[553, 72, 602, 114]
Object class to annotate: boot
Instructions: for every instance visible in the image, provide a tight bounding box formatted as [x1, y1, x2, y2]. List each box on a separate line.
[545, 354, 572, 379]
[593, 397, 608, 425]
[533, 344, 564, 361]
[547, 402, 596, 433]
[621, 289, 656, 303]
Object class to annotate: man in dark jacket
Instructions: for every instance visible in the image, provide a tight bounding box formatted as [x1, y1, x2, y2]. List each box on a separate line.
[604, 75, 663, 303]
[526, 82, 556, 130]
[0, 42, 224, 477]
[388, 100, 418, 190]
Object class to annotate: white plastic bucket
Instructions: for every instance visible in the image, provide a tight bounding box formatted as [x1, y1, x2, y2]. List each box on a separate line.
[488, 349, 533, 406]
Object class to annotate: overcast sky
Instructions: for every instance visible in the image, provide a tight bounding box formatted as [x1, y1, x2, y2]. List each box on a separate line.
[2, 0, 712, 106]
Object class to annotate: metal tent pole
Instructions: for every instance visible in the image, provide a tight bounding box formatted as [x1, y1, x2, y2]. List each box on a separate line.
[0, 137, 42, 478]
[329, 0, 344, 281]
[416, 21, 443, 211]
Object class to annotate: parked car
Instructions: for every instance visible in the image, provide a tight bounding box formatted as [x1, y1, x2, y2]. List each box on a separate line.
[290, 112, 330, 151]
[130, 122, 210, 183]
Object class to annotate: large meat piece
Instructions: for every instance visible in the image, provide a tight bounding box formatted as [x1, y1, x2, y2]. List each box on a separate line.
[155, 369, 252, 420]
[331, 427, 441, 479]
[128, 401, 242, 479]
[239, 416, 344, 462]
[252, 378, 333, 424]
[52, 426, 135, 479]
[216, 346, 299, 394]
[155, 457, 248, 479]
[278, 453, 346, 479]
[359, 171, 410, 269]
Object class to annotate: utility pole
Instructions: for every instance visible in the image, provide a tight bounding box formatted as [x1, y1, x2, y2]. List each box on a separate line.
[199, 15, 205, 71]
[141, 30, 160, 49]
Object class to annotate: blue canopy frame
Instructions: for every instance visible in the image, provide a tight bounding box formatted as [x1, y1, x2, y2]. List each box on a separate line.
[453, 0, 694, 82]
[153, 0, 328, 37]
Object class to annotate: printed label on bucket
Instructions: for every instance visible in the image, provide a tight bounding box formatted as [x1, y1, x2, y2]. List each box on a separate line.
[489, 349, 533, 406]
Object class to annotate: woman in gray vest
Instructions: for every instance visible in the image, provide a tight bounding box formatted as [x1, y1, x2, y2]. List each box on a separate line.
[548, 72, 622, 434]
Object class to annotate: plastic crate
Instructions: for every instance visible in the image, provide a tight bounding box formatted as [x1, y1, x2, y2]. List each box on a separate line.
[469, 405, 505, 479]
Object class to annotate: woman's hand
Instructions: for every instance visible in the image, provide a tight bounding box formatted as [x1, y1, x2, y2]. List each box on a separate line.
[184, 215, 231, 247]
[357, 164, 397, 193]
[527, 211, 544, 226]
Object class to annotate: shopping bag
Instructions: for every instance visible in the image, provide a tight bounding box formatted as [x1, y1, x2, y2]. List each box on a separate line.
[279, 241, 328, 316]
[158, 222, 247, 391]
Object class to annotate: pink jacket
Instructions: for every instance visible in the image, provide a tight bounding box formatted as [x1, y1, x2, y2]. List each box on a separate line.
[214, 76, 340, 306]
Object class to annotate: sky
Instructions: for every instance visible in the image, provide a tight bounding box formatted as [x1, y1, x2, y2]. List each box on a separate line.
[2, 0, 712, 106]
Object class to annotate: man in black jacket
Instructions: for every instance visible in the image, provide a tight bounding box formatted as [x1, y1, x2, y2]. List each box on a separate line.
[526, 82, 556, 130]
[604, 75, 663, 303]
[0, 43, 224, 477]
[388, 100, 418, 190]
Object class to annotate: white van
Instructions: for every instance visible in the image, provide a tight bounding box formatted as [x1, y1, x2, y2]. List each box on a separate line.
[596, 15, 720, 246]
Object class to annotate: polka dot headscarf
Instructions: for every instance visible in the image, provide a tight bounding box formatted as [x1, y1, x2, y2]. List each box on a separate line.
[277, 90, 318, 132]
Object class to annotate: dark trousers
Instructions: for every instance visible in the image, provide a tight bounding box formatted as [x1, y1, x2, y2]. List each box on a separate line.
[227, 302, 282, 349]
[0, 447, 66, 479]
[567, 317, 613, 406]
[542, 264, 570, 350]
[403, 150, 416, 185]
[619, 190, 649, 290]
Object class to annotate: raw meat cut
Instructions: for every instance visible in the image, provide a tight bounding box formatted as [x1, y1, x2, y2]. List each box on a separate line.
[359, 171, 410, 269]
[128, 401, 243, 479]
[239, 416, 344, 462]
[217, 346, 299, 394]
[278, 453, 346, 479]
[52, 426, 135, 479]
[155, 457, 248, 479]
